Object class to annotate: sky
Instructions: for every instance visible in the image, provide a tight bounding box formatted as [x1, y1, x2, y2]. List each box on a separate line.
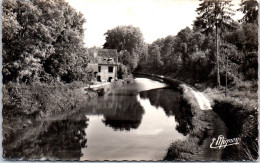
[66, 0, 243, 48]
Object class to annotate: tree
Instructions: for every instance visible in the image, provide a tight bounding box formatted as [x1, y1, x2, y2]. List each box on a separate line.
[147, 44, 163, 69]
[36, 0, 87, 82]
[160, 36, 175, 65]
[118, 50, 139, 71]
[3, 0, 45, 83]
[174, 27, 206, 70]
[117, 63, 129, 79]
[224, 22, 258, 80]
[174, 27, 192, 67]
[239, 0, 259, 23]
[103, 25, 145, 71]
[2, 0, 88, 83]
[219, 43, 239, 94]
[194, 0, 235, 87]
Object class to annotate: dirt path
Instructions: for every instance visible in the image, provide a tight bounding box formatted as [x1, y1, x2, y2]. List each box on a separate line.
[180, 84, 212, 110]
[179, 84, 228, 161]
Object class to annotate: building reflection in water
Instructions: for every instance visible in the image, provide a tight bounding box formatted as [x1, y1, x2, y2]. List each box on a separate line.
[4, 78, 191, 161]
[81, 84, 187, 161]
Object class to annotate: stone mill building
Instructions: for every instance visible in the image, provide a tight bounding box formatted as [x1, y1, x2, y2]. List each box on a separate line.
[87, 49, 119, 82]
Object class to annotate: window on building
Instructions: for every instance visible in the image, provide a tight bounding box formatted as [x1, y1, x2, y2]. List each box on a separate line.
[98, 66, 101, 72]
[108, 66, 113, 73]
[97, 76, 101, 82]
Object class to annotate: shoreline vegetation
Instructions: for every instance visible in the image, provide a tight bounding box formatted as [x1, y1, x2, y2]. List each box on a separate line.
[2, 0, 258, 161]
[134, 72, 258, 161]
[2, 75, 133, 159]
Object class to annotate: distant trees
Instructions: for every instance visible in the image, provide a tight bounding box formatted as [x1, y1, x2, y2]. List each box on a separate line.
[194, 0, 235, 87]
[239, 0, 258, 23]
[2, 0, 88, 84]
[147, 44, 163, 69]
[137, 0, 257, 87]
[225, 22, 258, 80]
[103, 25, 145, 71]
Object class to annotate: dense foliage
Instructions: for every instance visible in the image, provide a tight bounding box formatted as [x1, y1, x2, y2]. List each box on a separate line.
[239, 0, 259, 23]
[137, 0, 258, 87]
[103, 25, 146, 71]
[2, 0, 88, 84]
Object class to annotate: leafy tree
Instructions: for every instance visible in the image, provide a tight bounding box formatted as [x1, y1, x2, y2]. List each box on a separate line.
[219, 43, 240, 85]
[225, 23, 258, 52]
[117, 63, 129, 79]
[160, 36, 175, 65]
[243, 51, 258, 80]
[174, 27, 192, 67]
[239, 0, 259, 23]
[190, 51, 208, 81]
[103, 25, 145, 71]
[36, 0, 87, 82]
[2, 0, 88, 83]
[224, 22, 258, 80]
[194, 0, 235, 34]
[194, 0, 235, 87]
[3, 0, 45, 83]
[147, 44, 163, 69]
[174, 27, 205, 69]
[118, 50, 139, 71]
[139, 43, 149, 62]
[152, 38, 165, 48]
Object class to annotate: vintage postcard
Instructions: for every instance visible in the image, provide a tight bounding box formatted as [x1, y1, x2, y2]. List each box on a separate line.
[2, 0, 258, 161]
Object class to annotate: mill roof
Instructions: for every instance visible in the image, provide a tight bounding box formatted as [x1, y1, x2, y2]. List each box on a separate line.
[88, 49, 118, 64]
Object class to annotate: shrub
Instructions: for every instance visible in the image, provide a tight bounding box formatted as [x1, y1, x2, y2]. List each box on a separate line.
[117, 63, 129, 79]
[3, 81, 92, 117]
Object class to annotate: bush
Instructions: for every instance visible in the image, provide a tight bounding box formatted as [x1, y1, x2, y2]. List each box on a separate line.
[3, 81, 92, 117]
[117, 63, 129, 79]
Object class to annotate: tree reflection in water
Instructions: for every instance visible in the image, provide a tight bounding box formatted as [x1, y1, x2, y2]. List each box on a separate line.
[3, 113, 88, 161]
[139, 87, 193, 135]
[102, 95, 144, 131]
[4, 78, 191, 161]
[84, 90, 145, 131]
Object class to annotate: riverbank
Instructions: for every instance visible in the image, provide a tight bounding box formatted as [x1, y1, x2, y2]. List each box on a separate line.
[203, 85, 258, 160]
[2, 75, 134, 159]
[164, 84, 227, 161]
[2, 81, 93, 157]
[134, 72, 258, 161]
[85, 75, 134, 95]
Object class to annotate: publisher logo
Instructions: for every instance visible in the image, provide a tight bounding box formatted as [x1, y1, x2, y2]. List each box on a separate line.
[210, 135, 240, 149]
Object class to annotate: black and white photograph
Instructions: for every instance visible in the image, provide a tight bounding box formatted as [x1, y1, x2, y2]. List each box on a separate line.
[2, 0, 259, 161]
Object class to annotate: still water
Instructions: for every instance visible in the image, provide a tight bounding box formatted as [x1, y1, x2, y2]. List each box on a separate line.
[3, 78, 187, 161]
[81, 78, 185, 161]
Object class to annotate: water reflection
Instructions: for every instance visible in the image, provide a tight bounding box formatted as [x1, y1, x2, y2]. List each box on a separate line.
[4, 78, 188, 161]
[83, 92, 144, 131]
[139, 87, 182, 116]
[139, 87, 193, 136]
[81, 78, 186, 161]
[3, 115, 88, 160]
[102, 95, 144, 131]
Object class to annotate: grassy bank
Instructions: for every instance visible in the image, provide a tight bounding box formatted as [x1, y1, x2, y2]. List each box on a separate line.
[135, 71, 258, 161]
[164, 84, 227, 161]
[2, 75, 133, 150]
[203, 82, 258, 160]
[2, 81, 95, 149]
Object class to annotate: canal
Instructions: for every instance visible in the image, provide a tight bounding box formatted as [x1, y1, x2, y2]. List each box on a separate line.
[4, 77, 193, 161]
[81, 78, 186, 161]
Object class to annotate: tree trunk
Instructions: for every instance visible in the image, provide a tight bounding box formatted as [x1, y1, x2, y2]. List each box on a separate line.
[216, 24, 220, 87]
[225, 53, 228, 96]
